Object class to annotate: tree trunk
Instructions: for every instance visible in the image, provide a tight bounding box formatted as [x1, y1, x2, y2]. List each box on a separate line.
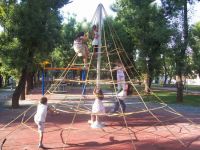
[26, 72, 34, 95]
[163, 56, 168, 86]
[149, 76, 152, 89]
[12, 67, 27, 108]
[144, 73, 150, 93]
[168, 76, 172, 85]
[20, 87, 26, 100]
[163, 74, 168, 86]
[33, 72, 38, 87]
[198, 70, 200, 79]
[176, 75, 183, 102]
[174, 0, 188, 103]
[0, 75, 3, 88]
[175, 0, 188, 103]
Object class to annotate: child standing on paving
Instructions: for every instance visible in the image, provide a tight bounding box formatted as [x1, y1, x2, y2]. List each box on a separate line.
[34, 96, 49, 148]
[89, 86, 105, 128]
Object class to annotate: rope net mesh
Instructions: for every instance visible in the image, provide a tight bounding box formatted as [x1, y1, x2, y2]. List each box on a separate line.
[1, 4, 199, 150]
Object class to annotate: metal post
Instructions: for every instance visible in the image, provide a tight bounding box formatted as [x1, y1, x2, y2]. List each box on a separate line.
[96, 4, 103, 89]
[82, 69, 86, 95]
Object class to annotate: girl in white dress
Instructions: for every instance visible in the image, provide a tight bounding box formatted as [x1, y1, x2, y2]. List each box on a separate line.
[90, 86, 105, 124]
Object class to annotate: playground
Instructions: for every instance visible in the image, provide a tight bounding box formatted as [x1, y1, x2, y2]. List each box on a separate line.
[1, 2, 200, 150]
[0, 87, 200, 150]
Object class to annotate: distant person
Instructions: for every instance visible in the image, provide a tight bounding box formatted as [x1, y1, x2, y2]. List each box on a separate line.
[73, 32, 89, 68]
[9, 76, 14, 90]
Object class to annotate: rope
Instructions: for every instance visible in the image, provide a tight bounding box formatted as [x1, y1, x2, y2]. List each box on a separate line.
[1, 4, 198, 150]
[60, 41, 96, 147]
[102, 15, 137, 150]
[0, 105, 34, 129]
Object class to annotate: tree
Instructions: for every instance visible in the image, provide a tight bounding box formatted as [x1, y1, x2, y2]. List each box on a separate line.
[0, 0, 70, 108]
[103, 16, 137, 79]
[114, 0, 170, 93]
[50, 14, 77, 68]
[189, 22, 200, 78]
[160, 0, 196, 102]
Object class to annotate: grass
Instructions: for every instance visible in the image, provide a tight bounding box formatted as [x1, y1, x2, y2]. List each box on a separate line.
[143, 90, 200, 107]
[151, 83, 200, 91]
[186, 85, 200, 91]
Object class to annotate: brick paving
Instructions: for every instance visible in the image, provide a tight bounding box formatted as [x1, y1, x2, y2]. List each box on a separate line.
[0, 87, 200, 150]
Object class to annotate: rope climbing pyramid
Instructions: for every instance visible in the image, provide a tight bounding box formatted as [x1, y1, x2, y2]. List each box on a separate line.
[1, 3, 200, 150]
[43, 3, 200, 148]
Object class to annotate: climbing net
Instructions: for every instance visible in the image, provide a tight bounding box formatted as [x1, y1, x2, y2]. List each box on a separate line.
[1, 4, 200, 150]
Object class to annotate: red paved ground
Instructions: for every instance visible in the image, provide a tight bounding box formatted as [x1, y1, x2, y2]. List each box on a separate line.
[0, 89, 200, 150]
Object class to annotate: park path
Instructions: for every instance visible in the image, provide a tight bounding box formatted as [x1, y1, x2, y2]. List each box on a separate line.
[1, 86, 200, 111]
[0, 87, 14, 107]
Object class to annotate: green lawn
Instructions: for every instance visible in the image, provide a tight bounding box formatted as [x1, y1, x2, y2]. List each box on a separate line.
[185, 85, 200, 91]
[151, 83, 200, 91]
[144, 90, 200, 107]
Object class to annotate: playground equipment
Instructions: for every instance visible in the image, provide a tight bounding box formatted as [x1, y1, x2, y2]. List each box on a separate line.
[1, 3, 200, 150]
[40, 3, 200, 146]
[42, 67, 84, 94]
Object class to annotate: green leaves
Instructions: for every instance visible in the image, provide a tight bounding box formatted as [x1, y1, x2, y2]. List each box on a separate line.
[115, 0, 170, 76]
[189, 21, 200, 75]
[0, 0, 70, 78]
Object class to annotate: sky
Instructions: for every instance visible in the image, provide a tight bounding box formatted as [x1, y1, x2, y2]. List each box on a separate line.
[60, 0, 200, 24]
[0, 0, 199, 32]
[188, 2, 200, 25]
[60, 0, 116, 23]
